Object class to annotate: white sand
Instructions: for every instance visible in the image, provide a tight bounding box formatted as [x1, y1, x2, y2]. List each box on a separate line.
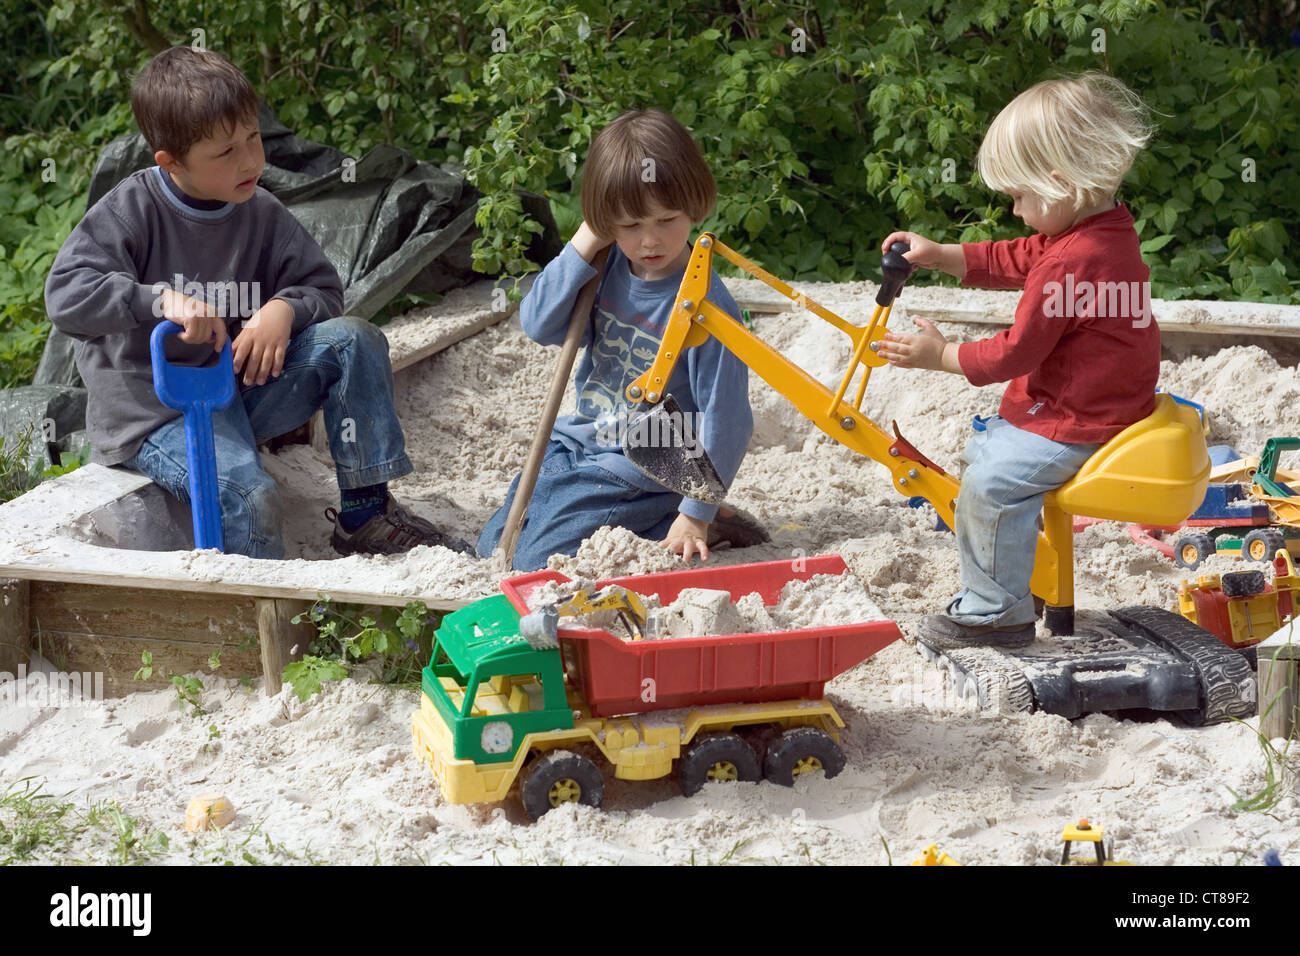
[2, 293, 1299, 865]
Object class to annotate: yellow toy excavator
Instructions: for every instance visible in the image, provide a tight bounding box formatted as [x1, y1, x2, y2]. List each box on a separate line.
[621, 234, 1211, 637]
[518, 585, 653, 645]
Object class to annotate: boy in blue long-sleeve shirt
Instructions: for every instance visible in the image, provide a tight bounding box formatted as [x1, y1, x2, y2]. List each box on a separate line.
[478, 109, 754, 570]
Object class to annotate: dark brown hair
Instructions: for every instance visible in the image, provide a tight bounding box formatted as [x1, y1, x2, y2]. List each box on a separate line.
[130, 47, 259, 159]
[580, 110, 717, 237]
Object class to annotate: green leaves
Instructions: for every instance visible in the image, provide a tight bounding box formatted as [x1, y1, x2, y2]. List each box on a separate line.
[1139, 233, 1175, 254]
[287, 595, 440, 698]
[282, 656, 349, 702]
[1, 0, 1297, 395]
[131, 651, 206, 716]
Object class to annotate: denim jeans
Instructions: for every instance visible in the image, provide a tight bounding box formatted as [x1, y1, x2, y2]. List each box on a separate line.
[946, 415, 1099, 627]
[477, 440, 681, 571]
[125, 316, 413, 558]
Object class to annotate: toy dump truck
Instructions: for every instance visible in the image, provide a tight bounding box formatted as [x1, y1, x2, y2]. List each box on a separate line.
[1179, 549, 1299, 650]
[411, 555, 901, 819]
[1173, 437, 1300, 570]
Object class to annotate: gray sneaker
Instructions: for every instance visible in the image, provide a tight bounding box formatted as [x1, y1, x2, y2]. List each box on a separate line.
[327, 496, 472, 556]
[916, 613, 1035, 650]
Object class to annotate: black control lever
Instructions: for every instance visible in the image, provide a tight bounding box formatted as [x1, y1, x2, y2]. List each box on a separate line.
[877, 241, 916, 306]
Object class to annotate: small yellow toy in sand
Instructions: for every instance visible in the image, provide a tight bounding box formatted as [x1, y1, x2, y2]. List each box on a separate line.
[911, 843, 961, 866]
[1060, 819, 1131, 865]
[185, 792, 236, 832]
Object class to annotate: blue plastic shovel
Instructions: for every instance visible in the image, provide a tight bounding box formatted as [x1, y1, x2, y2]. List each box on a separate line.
[149, 320, 236, 551]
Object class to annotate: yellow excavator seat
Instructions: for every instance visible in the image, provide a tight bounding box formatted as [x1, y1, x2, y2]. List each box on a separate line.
[1047, 394, 1210, 525]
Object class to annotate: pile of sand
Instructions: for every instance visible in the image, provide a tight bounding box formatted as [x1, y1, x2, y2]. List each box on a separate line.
[519, 565, 883, 640]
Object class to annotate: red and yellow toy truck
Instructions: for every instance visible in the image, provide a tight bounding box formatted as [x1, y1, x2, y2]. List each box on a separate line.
[411, 555, 901, 818]
[1179, 549, 1299, 649]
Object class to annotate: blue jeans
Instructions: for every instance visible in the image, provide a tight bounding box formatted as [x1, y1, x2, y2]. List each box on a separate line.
[477, 440, 681, 571]
[947, 415, 1099, 627]
[125, 317, 413, 558]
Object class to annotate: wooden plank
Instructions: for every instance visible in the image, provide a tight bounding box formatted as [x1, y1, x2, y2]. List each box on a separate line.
[28, 581, 265, 697]
[23, 581, 447, 699]
[29, 581, 260, 639]
[385, 276, 533, 374]
[0, 540, 472, 611]
[1258, 628, 1299, 740]
[733, 291, 1300, 339]
[898, 306, 1300, 340]
[256, 598, 314, 697]
[391, 306, 517, 373]
[0, 464, 153, 548]
[0, 577, 30, 673]
[37, 631, 263, 698]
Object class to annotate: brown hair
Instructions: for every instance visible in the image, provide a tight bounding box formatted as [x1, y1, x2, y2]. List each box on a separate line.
[977, 72, 1154, 209]
[130, 46, 259, 160]
[580, 110, 717, 237]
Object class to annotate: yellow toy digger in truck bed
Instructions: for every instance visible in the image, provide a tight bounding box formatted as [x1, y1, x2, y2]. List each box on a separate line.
[620, 235, 1256, 725]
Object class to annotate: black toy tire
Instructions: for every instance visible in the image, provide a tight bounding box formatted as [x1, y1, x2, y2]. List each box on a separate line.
[1220, 570, 1266, 597]
[1174, 533, 1215, 570]
[677, 733, 762, 797]
[519, 750, 605, 820]
[762, 727, 847, 786]
[1243, 529, 1286, 564]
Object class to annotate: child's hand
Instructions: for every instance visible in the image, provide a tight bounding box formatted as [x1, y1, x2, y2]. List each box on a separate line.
[232, 298, 294, 386]
[877, 317, 953, 371]
[662, 513, 710, 565]
[159, 289, 226, 352]
[571, 220, 613, 263]
[880, 231, 966, 279]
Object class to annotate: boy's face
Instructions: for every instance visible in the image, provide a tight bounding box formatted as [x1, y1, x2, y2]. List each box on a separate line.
[156, 115, 264, 204]
[1006, 189, 1078, 237]
[612, 199, 693, 281]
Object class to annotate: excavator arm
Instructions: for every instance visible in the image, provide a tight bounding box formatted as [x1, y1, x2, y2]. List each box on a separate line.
[623, 233, 1068, 607]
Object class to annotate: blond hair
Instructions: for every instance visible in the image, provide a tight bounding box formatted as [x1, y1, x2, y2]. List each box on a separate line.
[976, 72, 1154, 210]
[580, 110, 716, 237]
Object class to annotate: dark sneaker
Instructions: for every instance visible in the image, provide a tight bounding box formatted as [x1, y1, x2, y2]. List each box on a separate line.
[916, 613, 1035, 650]
[327, 495, 472, 556]
[707, 505, 770, 549]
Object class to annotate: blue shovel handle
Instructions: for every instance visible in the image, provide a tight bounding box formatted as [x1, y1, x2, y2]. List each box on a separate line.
[149, 320, 236, 551]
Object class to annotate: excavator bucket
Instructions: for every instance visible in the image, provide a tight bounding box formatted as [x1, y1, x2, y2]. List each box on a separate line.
[621, 393, 727, 502]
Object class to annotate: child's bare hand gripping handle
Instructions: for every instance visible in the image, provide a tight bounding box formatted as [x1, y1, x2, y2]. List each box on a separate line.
[159, 288, 227, 353]
[879, 231, 966, 279]
[875, 231, 966, 375]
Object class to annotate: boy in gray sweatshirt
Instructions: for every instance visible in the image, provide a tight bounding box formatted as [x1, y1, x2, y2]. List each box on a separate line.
[45, 46, 466, 558]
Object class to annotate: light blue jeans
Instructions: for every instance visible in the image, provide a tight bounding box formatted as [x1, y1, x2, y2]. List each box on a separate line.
[477, 440, 681, 571]
[125, 317, 413, 558]
[946, 415, 1099, 627]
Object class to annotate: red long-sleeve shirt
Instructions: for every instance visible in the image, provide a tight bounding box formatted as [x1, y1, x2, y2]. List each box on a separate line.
[956, 204, 1159, 444]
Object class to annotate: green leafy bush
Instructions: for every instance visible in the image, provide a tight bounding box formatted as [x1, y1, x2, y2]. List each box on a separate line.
[287, 596, 440, 699]
[0, 423, 42, 503]
[2, 0, 1297, 390]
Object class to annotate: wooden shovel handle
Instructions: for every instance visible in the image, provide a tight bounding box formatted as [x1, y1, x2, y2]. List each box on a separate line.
[498, 247, 610, 568]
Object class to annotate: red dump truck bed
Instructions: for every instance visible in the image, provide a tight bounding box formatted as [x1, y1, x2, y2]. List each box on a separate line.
[501, 555, 902, 717]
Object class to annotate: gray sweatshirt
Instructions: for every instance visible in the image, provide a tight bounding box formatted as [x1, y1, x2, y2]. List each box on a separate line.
[45, 166, 343, 465]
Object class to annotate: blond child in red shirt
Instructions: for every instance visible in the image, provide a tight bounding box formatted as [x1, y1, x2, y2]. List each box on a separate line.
[877, 72, 1157, 648]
